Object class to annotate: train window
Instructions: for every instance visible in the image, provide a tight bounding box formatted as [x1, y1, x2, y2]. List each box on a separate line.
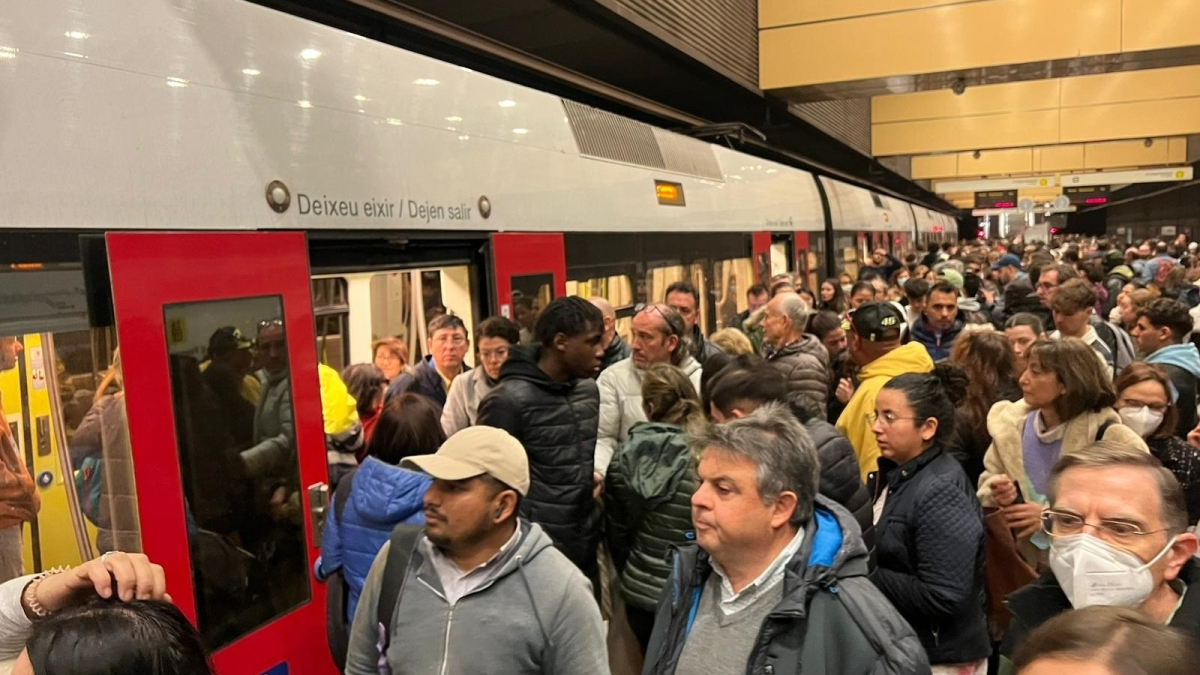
[567, 275, 634, 341]
[370, 269, 476, 368]
[713, 258, 754, 330]
[163, 297, 310, 650]
[511, 274, 554, 345]
[311, 278, 349, 372]
[0, 329, 133, 585]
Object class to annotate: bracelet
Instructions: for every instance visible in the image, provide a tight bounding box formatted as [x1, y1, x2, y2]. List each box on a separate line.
[21, 567, 68, 621]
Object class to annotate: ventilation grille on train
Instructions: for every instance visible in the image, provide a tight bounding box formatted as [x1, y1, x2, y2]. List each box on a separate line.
[562, 100, 724, 181]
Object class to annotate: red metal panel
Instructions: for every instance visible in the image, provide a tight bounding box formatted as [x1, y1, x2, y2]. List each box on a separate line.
[106, 232, 334, 675]
[490, 232, 567, 312]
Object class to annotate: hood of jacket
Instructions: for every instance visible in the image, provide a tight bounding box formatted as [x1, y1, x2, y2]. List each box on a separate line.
[859, 341, 935, 382]
[350, 456, 432, 526]
[1146, 343, 1200, 378]
[910, 315, 965, 346]
[617, 422, 691, 505]
[957, 297, 982, 313]
[497, 345, 576, 395]
[1108, 265, 1134, 282]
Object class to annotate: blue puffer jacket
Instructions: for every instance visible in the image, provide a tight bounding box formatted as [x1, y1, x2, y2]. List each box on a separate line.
[316, 457, 431, 622]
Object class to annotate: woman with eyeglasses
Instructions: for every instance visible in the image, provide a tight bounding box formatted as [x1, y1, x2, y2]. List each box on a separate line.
[978, 339, 1148, 567]
[372, 337, 410, 385]
[441, 317, 520, 437]
[1115, 362, 1200, 522]
[867, 365, 991, 674]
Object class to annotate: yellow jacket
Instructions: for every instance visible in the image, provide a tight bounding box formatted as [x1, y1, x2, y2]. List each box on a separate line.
[836, 342, 934, 482]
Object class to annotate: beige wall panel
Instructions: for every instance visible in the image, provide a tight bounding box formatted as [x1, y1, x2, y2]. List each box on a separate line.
[1036, 145, 1086, 172]
[760, 0, 970, 29]
[760, 0, 1121, 89]
[911, 154, 959, 180]
[956, 148, 1034, 175]
[1083, 138, 1175, 169]
[872, 79, 1061, 123]
[1060, 98, 1200, 143]
[1123, 0, 1200, 52]
[873, 110, 1060, 156]
[1061, 65, 1200, 108]
[1168, 137, 1188, 163]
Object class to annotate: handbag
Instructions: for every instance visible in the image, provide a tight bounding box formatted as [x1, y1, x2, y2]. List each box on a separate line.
[983, 507, 1038, 641]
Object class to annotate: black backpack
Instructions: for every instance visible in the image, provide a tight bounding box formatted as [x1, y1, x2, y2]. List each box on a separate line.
[325, 469, 357, 672]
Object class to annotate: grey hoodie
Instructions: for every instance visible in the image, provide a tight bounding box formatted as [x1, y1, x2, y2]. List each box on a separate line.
[345, 520, 609, 675]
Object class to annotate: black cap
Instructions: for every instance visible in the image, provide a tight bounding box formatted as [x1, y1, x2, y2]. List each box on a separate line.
[208, 326, 253, 359]
[849, 302, 903, 343]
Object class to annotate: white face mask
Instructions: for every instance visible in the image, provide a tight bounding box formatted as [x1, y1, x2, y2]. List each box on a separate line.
[1118, 405, 1165, 438]
[841, 284, 853, 295]
[1049, 533, 1177, 609]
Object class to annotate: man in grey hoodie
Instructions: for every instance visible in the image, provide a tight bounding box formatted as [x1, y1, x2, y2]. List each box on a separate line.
[344, 426, 608, 675]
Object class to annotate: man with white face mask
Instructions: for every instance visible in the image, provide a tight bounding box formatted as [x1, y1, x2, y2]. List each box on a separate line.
[999, 442, 1200, 673]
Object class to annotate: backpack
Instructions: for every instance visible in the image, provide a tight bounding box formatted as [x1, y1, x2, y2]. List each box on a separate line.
[1093, 322, 1134, 378]
[73, 454, 104, 525]
[325, 469, 357, 672]
[372, 523, 424, 672]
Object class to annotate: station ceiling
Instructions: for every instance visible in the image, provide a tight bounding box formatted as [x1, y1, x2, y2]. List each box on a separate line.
[758, 0, 1200, 210]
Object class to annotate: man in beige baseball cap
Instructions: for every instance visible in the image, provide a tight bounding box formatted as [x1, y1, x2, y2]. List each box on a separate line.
[345, 426, 607, 675]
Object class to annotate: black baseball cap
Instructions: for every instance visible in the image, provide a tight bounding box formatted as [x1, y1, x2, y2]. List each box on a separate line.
[848, 302, 903, 343]
[208, 326, 253, 359]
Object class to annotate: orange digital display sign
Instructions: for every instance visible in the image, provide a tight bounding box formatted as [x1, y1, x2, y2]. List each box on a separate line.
[655, 180, 686, 206]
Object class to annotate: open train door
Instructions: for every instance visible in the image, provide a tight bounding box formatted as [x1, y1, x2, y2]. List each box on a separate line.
[107, 232, 335, 675]
[490, 233, 566, 334]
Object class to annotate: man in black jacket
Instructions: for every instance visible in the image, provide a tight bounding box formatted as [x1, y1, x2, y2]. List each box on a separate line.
[666, 280, 724, 367]
[704, 358, 873, 546]
[476, 296, 605, 582]
[589, 296, 631, 374]
[386, 314, 470, 407]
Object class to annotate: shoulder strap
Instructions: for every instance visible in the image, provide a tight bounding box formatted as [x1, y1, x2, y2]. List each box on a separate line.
[333, 467, 356, 523]
[1095, 420, 1115, 442]
[376, 524, 424, 648]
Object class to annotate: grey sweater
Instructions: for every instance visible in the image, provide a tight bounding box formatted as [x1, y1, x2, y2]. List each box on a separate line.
[345, 521, 610, 675]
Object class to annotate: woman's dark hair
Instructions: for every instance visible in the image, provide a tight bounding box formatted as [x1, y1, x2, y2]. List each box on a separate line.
[477, 315, 520, 344]
[1013, 605, 1200, 675]
[364, 393, 447, 465]
[341, 363, 387, 418]
[807, 310, 844, 341]
[27, 598, 213, 675]
[950, 332, 1016, 432]
[699, 353, 764, 419]
[819, 278, 849, 314]
[881, 364, 968, 444]
[1026, 339, 1117, 420]
[1004, 312, 1045, 335]
[850, 280, 875, 298]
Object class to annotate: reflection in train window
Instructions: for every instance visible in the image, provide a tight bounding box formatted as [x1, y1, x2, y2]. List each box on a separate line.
[567, 275, 634, 341]
[0, 329, 134, 582]
[311, 278, 349, 372]
[512, 274, 554, 345]
[713, 258, 754, 330]
[163, 297, 310, 650]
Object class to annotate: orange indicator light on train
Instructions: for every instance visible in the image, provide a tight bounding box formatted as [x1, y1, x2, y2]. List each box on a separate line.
[655, 180, 686, 206]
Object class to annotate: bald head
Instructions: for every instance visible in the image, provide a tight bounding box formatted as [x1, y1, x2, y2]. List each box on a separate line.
[589, 296, 616, 344]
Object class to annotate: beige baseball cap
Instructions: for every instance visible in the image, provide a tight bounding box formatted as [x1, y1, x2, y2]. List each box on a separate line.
[402, 426, 530, 496]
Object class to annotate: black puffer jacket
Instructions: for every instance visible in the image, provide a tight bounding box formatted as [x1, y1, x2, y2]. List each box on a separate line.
[476, 346, 601, 572]
[867, 446, 990, 665]
[790, 393, 873, 549]
[690, 326, 724, 368]
[766, 334, 831, 419]
[598, 333, 632, 375]
[604, 422, 697, 611]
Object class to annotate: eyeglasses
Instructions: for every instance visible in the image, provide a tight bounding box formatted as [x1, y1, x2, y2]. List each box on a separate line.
[258, 318, 284, 329]
[865, 411, 923, 427]
[431, 334, 467, 346]
[375, 352, 400, 364]
[1041, 509, 1167, 541]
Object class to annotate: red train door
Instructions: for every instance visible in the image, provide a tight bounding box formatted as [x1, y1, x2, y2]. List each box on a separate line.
[490, 233, 566, 336]
[107, 232, 335, 675]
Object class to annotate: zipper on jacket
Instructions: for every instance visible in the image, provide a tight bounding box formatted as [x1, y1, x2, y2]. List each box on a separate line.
[438, 607, 454, 675]
[932, 621, 940, 647]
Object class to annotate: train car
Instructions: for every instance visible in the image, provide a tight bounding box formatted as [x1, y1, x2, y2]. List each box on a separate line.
[0, 0, 952, 672]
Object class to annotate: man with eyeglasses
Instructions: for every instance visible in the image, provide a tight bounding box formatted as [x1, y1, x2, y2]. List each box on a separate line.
[387, 314, 471, 408]
[1032, 262, 1078, 333]
[999, 442, 1200, 674]
[441, 316, 519, 436]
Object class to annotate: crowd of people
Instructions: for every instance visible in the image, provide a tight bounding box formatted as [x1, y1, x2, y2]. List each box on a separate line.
[11, 234, 1200, 675]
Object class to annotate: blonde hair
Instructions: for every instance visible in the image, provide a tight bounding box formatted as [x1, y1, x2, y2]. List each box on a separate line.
[641, 363, 703, 427]
[709, 328, 754, 355]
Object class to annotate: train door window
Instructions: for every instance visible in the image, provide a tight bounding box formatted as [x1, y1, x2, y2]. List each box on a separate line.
[713, 258, 754, 330]
[834, 234, 857, 277]
[687, 262, 711, 336]
[511, 273, 554, 346]
[769, 243, 788, 278]
[163, 296, 309, 650]
[567, 275, 634, 342]
[0, 329, 135, 583]
[311, 278, 349, 372]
